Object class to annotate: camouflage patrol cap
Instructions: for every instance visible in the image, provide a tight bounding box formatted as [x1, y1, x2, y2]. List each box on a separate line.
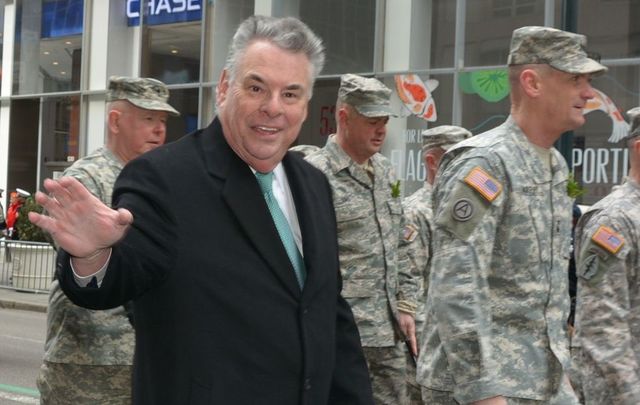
[107, 76, 179, 116]
[422, 125, 472, 152]
[626, 107, 640, 140]
[508, 26, 607, 75]
[338, 74, 396, 117]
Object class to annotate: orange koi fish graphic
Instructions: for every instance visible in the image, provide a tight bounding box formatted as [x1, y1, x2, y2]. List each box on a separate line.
[583, 88, 630, 143]
[394, 74, 438, 122]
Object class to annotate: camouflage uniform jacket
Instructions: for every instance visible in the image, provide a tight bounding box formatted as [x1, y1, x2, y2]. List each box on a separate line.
[43, 147, 135, 365]
[416, 116, 573, 403]
[399, 183, 433, 337]
[572, 178, 640, 404]
[306, 135, 418, 347]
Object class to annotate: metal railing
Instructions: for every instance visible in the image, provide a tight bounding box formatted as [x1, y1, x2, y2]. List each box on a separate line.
[0, 239, 56, 293]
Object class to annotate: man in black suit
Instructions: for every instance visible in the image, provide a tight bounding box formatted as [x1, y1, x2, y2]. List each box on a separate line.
[30, 16, 373, 405]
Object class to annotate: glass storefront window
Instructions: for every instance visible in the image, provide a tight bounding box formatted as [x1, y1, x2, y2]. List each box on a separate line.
[165, 87, 199, 142]
[577, 0, 640, 60]
[572, 66, 639, 204]
[41, 95, 80, 181]
[300, 0, 375, 75]
[298, 78, 340, 146]
[13, 0, 84, 94]
[140, 1, 203, 84]
[464, 0, 545, 66]
[460, 67, 511, 134]
[386, 73, 455, 196]
[427, 0, 456, 69]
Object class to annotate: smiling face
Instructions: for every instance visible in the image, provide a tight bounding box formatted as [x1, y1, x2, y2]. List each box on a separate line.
[216, 40, 312, 173]
[541, 68, 595, 134]
[336, 104, 389, 164]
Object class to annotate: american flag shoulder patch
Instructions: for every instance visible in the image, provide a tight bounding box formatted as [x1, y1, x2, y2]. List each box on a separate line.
[464, 166, 502, 202]
[591, 225, 625, 254]
[402, 223, 418, 242]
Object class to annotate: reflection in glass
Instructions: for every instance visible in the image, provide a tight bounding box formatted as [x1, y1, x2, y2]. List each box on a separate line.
[40, 96, 80, 182]
[573, 67, 639, 204]
[428, 0, 456, 69]
[384, 74, 454, 196]
[300, 0, 375, 75]
[298, 78, 340, 147]
[464, 0, 544, 66]
[140, 0, 203, 84]
[142, 22, 202, 84]
[165, 88, 199, 143]
[13, 0, 84, 94]
[577, 0, 640, 60]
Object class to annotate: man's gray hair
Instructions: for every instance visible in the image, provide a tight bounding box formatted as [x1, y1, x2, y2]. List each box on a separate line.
[224, 16, 325, 90]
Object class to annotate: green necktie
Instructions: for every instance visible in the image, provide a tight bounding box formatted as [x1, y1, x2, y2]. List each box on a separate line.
[255, 172, 306, 288]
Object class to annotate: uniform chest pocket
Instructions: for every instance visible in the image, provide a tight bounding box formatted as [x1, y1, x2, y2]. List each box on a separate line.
[387, 199, 403, 228]
[387, 199, 402, 216]
[334, 201, 369, 223]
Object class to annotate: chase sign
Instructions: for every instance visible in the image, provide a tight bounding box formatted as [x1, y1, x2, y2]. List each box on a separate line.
[126, 0, 202, 26]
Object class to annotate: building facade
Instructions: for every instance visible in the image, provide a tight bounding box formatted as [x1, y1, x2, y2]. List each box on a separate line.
[1, 0, 639, 205]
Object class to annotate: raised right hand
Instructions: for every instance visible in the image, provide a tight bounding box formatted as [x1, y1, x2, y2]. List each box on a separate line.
[28, 177, 133, 262]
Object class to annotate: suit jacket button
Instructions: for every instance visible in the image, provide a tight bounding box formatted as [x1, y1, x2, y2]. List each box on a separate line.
[304, 378, 311, 390]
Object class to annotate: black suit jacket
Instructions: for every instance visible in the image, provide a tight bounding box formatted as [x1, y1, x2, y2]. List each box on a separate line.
[58, 118, 373, 405]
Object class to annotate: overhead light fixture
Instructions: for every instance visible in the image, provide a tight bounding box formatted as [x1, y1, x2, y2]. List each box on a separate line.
[171, 49, 178, 54]
[53, 61, 59, 65]
[43, 51, 50, 55]
[60, 71, 67, 75]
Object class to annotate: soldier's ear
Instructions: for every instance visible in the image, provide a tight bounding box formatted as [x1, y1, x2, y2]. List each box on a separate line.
[519, 68, 542, 98]
[337, 106, 349, 126]
[107, 109, 122, 134]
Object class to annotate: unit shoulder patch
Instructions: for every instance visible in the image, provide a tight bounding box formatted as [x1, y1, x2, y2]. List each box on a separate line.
[464, 166, 502, 202]
[591, 225, 625, 254]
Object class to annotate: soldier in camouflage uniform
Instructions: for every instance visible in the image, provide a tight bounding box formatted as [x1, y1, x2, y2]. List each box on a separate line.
[417, 26, 606, 405]
[289, 143, 321, 157]
[400, 125, 471, 405]
[570, 107, 640, 404]
[306, 74, 418, 405]
[37, 76, 178, 404]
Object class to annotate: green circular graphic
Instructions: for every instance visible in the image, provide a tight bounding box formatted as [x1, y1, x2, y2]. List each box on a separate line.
[458, 72, 475, 94]
[470, 69, 510, 102]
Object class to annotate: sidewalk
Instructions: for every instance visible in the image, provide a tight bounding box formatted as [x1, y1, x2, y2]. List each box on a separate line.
[0, 287, 48, 312]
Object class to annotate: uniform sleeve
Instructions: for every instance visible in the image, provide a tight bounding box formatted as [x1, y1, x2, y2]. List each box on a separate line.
[576, 214, 640, 404]
[63, 166, 104, 202]
[397, 206, 430, 315]
[396, 207, 420, 314]
[429, 155, 507, 402]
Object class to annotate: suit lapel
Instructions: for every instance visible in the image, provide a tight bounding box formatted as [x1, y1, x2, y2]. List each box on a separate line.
[203, 120, 302, 298]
